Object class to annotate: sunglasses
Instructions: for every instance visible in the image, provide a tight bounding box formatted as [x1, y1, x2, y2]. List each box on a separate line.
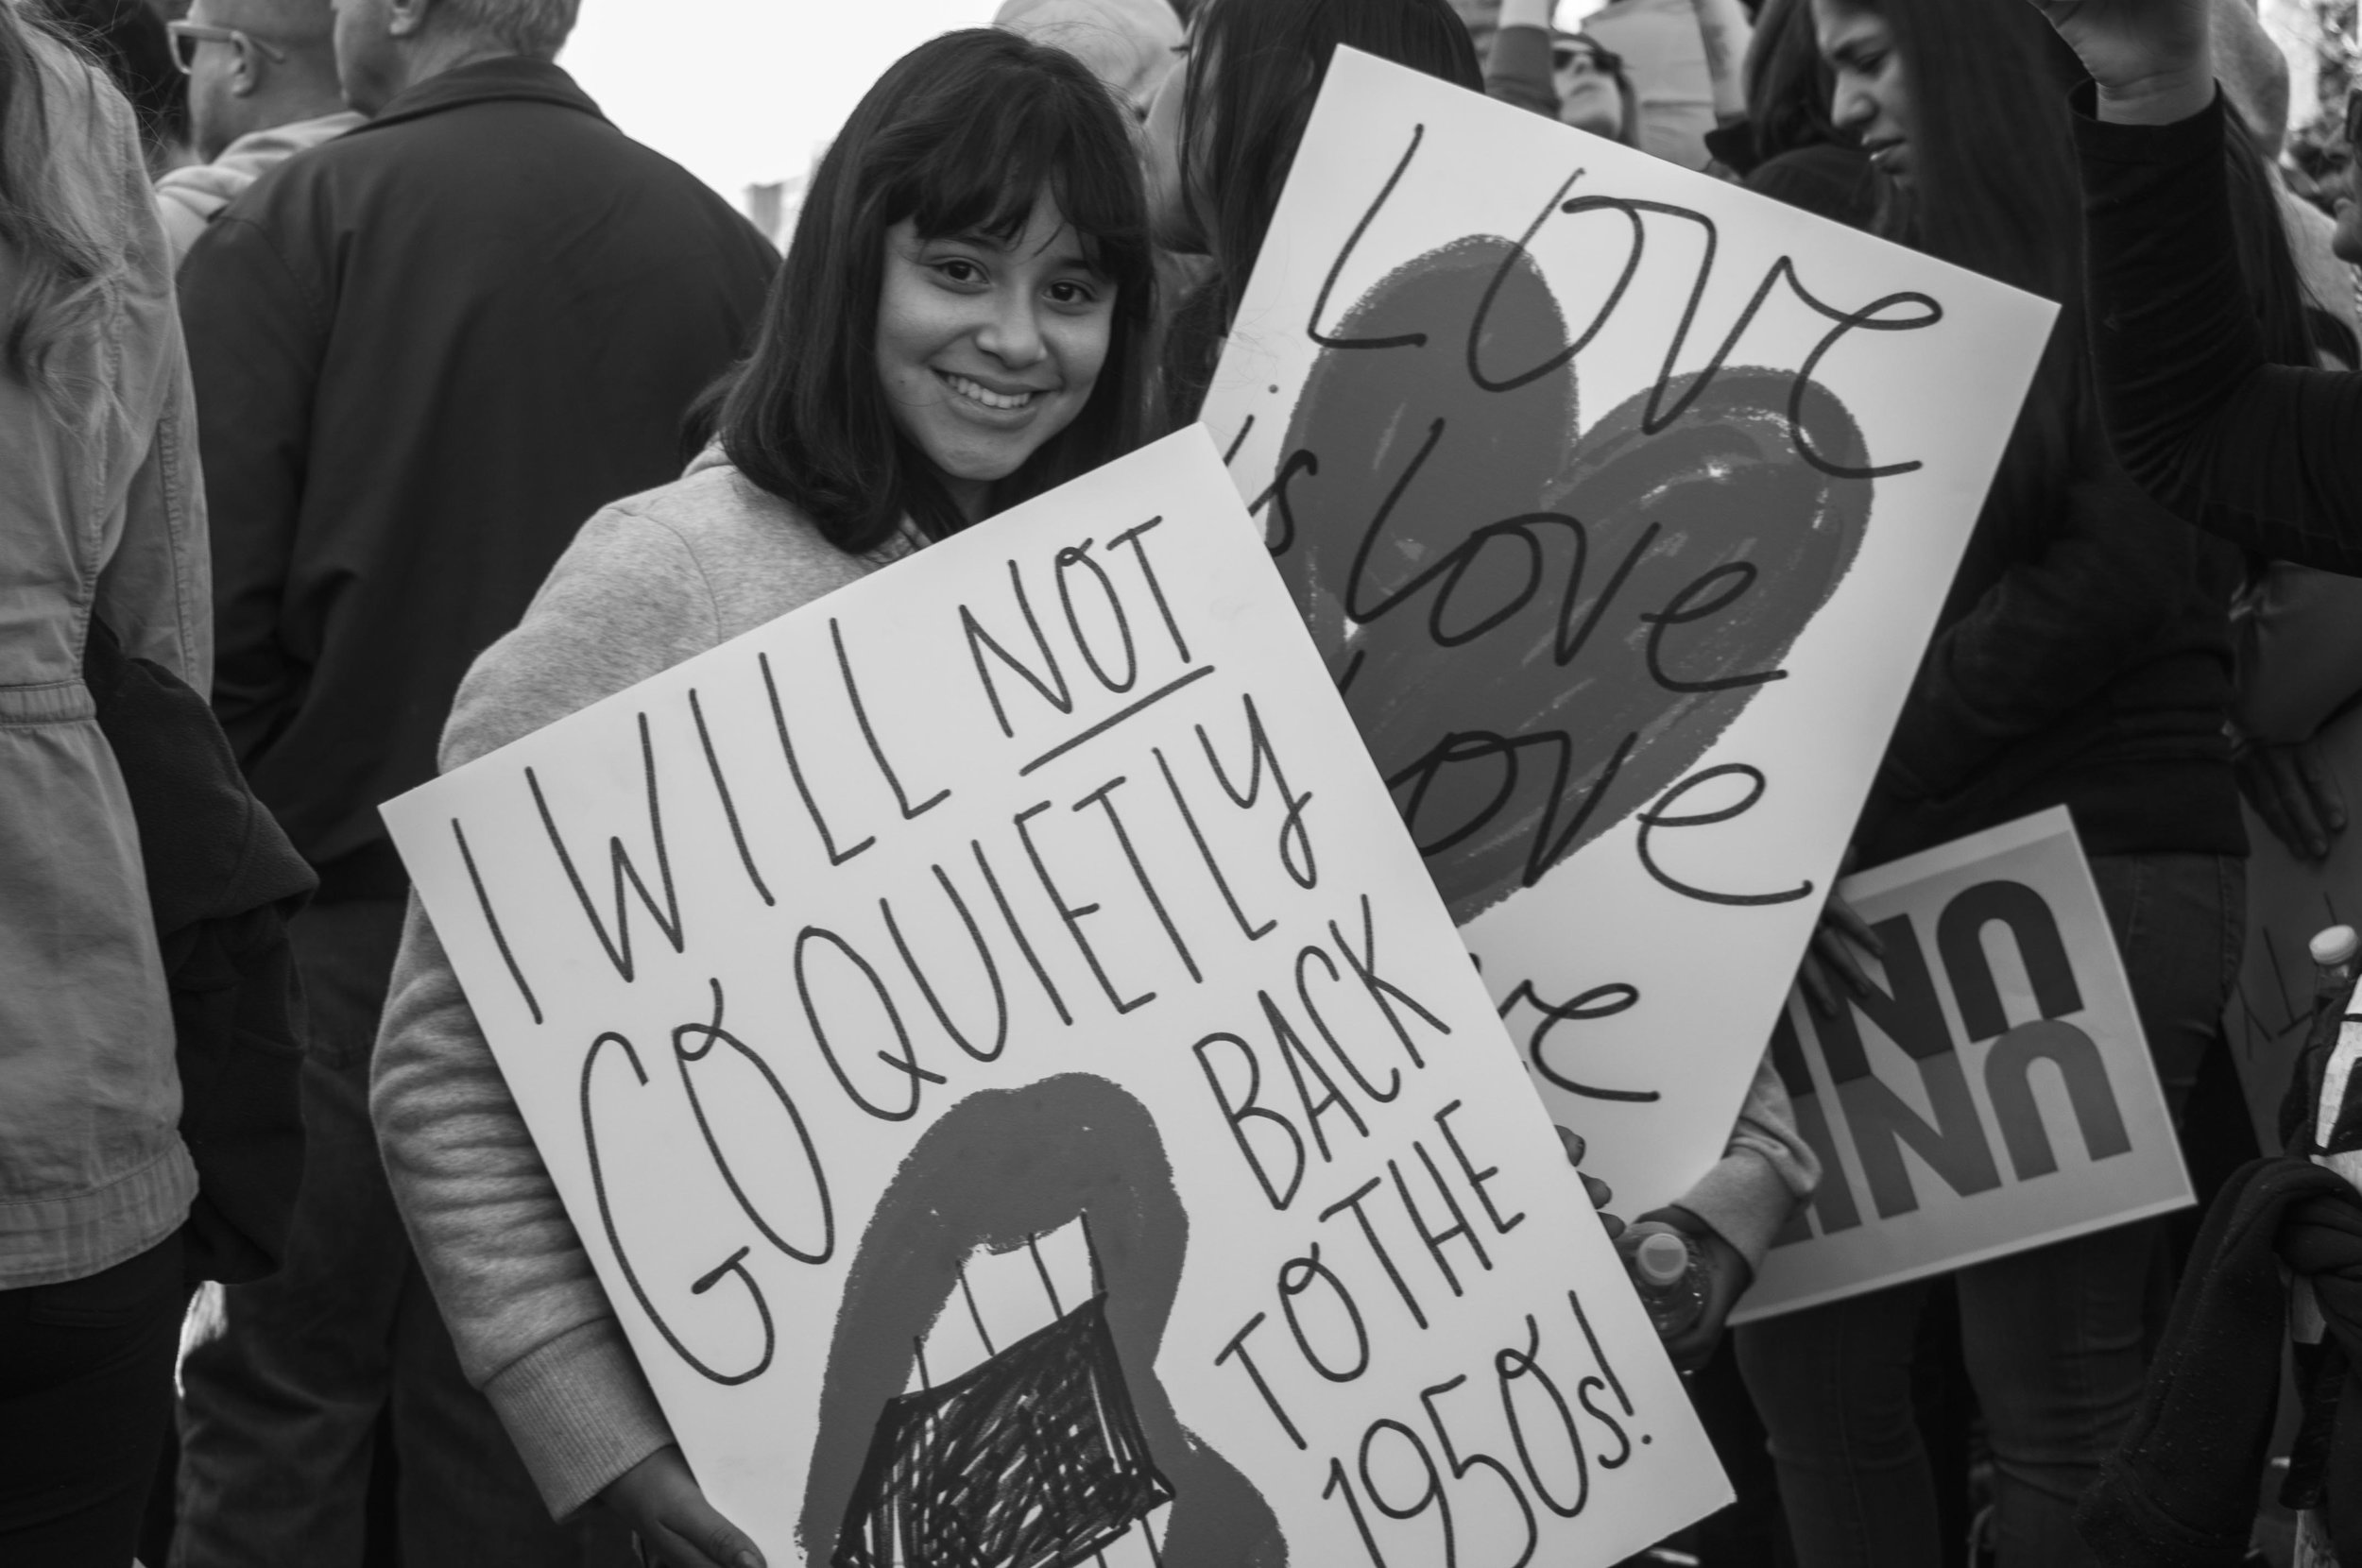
[164, 20, 288, 75]
[1551, 41, 1626, 77]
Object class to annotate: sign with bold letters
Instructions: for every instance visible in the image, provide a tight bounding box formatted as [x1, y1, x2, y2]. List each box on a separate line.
[1197, 48, 2060, 1213]
[1728, 810, 2193, 1323]
[383, 431, 1729, 1567]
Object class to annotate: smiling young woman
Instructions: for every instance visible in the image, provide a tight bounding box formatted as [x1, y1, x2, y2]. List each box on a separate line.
[716, 34, 1152, 554]
[368, 28, 1154, 1568]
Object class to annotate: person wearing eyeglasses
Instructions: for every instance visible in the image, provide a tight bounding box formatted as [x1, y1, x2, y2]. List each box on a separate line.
[2026, 0, 2362, 568]
[166, 0, 778, 1564]
[153, 1, 360, 268]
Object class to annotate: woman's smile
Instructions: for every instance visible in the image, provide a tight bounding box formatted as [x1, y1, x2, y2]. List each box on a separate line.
[874, 194, 1114, 520]
[936, 368, 1051, 417]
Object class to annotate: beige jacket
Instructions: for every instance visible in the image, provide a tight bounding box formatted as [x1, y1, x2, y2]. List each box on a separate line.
[0, 36, 211, 1288]
[154, 109, 366, 268]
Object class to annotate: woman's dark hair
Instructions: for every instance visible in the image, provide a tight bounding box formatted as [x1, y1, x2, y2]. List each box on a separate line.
[718, 28, 1154, 553]
[1832, 0, 2305, 553]
[1161, 0, 1481, 424]
[1744, 0, 1841, 161]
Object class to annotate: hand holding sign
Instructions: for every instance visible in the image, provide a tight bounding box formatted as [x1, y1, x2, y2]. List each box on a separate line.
[1203, 48, 2059, 1215]
[385, 431, 1731, 1567]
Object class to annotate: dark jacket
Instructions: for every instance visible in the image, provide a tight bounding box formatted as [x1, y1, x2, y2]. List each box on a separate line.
[1856, 452, 2248, 866]
[179, 57, 777, 898]
[86, 620, 317, 1287]
[2073, 90, 2362, 571]
[2078, 966, 2362, 1568]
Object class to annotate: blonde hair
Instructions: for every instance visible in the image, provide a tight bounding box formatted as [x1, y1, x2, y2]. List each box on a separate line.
[0, 7, 135, 406]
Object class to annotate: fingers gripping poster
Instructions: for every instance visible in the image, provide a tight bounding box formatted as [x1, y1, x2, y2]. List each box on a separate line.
[382, 432, 1728, 1568]
[1731, 810, 2193, 1323]
[1198, 49, 2060, 1213]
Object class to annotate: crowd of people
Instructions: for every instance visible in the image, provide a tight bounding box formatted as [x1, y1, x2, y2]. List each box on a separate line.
[0, 0, 2356, 1564]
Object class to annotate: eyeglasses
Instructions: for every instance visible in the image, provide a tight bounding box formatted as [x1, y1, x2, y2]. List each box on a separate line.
[164, 20, 289, 75]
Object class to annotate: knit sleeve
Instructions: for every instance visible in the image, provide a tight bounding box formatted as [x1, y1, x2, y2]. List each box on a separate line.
[369, 503, 727, 1516]
[2075, 88, 2362, 570]
[1671, 1048, 1822, 1272]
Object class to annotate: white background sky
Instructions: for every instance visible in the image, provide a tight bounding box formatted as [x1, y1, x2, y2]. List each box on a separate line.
[555, 0, 1607, 215]
[558, 1, 1007, 213]
[558, 0, 2342, 214]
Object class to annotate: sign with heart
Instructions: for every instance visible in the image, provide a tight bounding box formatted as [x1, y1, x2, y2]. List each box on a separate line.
[1201, 48, 2060, 1213]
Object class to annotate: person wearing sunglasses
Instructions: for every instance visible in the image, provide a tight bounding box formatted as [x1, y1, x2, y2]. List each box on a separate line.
[154, 2, 359, 268]
[1481, 0, 1639, 142]
[1483, 0, 1749, 159]
[2025, 0, 2361, 569]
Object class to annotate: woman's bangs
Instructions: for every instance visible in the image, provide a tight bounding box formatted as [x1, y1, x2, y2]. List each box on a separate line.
[895, 78, 1147, 288]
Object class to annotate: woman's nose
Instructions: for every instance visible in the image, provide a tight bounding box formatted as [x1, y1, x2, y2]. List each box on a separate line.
[976, 293, 1047, 367]
[1829, 77, 1873, 135]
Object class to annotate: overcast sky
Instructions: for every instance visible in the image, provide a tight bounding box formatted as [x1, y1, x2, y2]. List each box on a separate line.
[556, 0, 1626, 215]
[560, 0, 1006, 211]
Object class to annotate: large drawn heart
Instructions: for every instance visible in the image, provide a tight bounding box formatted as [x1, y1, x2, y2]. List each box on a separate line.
[1259, 236, 1873, 924]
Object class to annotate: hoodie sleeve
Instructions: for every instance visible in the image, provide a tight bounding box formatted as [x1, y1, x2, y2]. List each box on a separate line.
[370, 504, 726, 1516]
[1671, 1048, 1822, 1272]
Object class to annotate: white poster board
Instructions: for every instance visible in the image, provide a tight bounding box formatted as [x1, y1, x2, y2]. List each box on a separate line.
[1199, 48, 2060, 1213]
[1729, 809, 2193, 1323]
[2223, 702, 2362, 1154]
[383, 431, 1728, 1567]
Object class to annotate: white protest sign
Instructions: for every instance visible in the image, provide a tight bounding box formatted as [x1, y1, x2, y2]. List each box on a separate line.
[2223, 700, 2362, 1154]
[384, 430, 1728, 1568]
[1727, 809, 2193, 1323]
[1199, 47, 2060, 1213]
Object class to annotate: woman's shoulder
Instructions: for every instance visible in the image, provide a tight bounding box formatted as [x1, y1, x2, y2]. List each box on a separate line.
[590, 455, 898, 642]
[441, 458, 911, 772]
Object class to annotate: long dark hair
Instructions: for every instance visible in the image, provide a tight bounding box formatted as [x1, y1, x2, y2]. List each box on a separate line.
[1842, 0, 2084, 552]
[1745, 0, 1842, 162]
[718, 29, 1154, 553]
[1833, 0, 2309, 553]
[1161, 0, 1481, 424]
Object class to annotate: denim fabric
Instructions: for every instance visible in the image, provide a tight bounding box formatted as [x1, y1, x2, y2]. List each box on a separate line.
[174, 901, 583, 1568]
[0, 1231, 183, 1564]
[1737, 851, 2245, 1568]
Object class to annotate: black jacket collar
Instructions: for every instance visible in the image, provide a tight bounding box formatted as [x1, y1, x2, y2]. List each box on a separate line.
[353, 55, 606, 138]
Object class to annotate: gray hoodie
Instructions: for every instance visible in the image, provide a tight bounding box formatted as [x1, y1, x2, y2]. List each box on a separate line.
[154, 109, 364, 267]
[370, 452, 916, 1515]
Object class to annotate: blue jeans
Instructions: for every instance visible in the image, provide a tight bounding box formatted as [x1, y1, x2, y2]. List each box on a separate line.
[1737, 851, 2245, 1568]
[173, 901, 587, 1568]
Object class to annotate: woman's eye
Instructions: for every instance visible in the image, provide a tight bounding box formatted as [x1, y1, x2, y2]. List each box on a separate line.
[933, 257, 985, 286]
[1046, 279, 1102, 308]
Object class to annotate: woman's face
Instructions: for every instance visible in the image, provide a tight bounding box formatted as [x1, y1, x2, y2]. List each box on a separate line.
[1553, 43, 1626, 141]
[1813, 0, 1914, 184]
[875, 192, 1116, 520]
